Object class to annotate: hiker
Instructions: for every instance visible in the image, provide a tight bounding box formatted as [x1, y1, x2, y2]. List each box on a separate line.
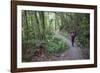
[70, 31, 76, 47]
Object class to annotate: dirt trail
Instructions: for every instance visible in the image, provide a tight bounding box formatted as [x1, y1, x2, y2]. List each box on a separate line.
[31, 31, 88, 62]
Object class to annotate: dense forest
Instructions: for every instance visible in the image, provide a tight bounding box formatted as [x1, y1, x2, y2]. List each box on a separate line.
[22, 10, 90, 62]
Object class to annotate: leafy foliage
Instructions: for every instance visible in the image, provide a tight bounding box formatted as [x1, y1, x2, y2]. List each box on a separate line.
[77, 15, 90, 48]
[46, 37, 68, 54]
[22, 10, 90, 62]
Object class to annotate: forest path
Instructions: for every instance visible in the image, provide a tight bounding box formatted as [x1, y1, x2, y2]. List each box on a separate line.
[31, 31, 88, 62]
[53, 31, 83, 60]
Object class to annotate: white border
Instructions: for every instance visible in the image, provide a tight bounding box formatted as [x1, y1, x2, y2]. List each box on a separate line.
[17, 5, 94, 68]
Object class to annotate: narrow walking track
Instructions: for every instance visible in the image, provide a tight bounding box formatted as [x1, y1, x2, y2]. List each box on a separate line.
[53, 31, 83, 60]
[31, 31, 86, 62]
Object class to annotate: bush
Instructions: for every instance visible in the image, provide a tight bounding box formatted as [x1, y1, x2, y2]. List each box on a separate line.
[46, 37, 68, 54]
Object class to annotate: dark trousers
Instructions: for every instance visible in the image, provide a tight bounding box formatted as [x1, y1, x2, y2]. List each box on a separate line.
[71, 37, 75, 47]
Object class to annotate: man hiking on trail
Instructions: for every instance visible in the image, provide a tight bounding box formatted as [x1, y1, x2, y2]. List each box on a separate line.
[70, 31, 76, 47]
